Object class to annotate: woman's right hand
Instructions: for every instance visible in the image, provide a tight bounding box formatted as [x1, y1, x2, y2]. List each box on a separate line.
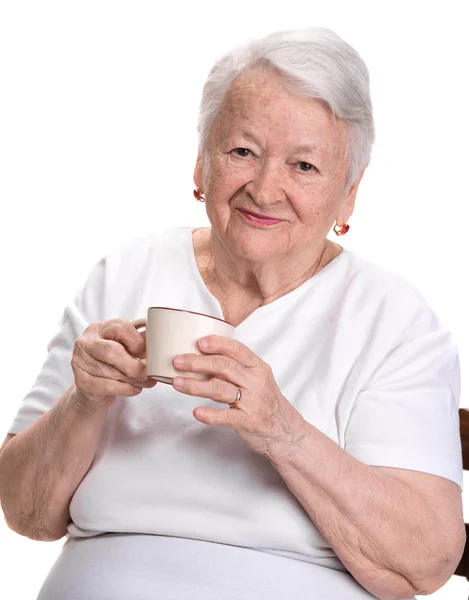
[71, 319, 157, 412]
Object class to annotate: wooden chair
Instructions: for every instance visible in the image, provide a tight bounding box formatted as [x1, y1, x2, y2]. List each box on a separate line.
[455, 408, 469, 579]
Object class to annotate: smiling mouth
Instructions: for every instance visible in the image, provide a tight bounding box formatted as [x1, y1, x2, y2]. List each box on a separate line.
[236, 209, 284, 225]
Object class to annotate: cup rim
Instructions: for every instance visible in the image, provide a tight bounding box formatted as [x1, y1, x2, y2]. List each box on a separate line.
[148, 306, 232, 326]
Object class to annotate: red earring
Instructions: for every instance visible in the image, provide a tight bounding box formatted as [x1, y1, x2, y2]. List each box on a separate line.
[193, 188, 205, 202]
[333, 223, 350, 236]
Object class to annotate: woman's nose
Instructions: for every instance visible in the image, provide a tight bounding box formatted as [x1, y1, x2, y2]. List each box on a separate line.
[247, 163, 286, 204]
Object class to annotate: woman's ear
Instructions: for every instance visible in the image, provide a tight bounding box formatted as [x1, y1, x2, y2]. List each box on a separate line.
[337, 169, 365, 224]
[193, 153, 204, 192]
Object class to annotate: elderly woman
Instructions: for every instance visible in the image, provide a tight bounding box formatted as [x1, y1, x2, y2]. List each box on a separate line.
[0, 27, 465, 600]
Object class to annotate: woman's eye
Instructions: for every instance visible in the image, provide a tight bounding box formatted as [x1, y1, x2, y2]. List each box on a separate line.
[297, 161, 315, 172]
[232, 148, 251, 157]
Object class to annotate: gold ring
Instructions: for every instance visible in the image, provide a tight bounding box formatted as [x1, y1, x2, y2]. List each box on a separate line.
[229, 387, 242, 409]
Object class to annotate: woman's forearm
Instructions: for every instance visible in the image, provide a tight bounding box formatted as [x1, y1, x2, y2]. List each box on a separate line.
[268, 421, 453, 600]
[0, 384, 109, 541]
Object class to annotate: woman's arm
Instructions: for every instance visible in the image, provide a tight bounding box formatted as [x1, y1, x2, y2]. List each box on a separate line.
[0, 384, 109, 541]
[1, 316, 155, 542]
[268, 423, 465, 600]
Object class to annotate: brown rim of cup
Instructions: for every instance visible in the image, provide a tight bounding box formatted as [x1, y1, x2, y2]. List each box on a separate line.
[148, 306, 232, 326]
[148, 377, 172, 384]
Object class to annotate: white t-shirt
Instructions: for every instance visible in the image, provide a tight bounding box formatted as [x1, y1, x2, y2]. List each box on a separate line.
[8, 226, 462, 599]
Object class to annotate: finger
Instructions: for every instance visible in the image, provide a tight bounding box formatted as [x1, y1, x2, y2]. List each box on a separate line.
[75, 365, 157, 398]
[83, 336, 148, 381]
[72, 346, 152, 389]
[100, 319, 146, 359]
[74, 355, 157, 388]
[173, 376, 240, 406]
[193, 405, 243, 427]
[198, 336, 260, 368]
[174, 353, 245, 387]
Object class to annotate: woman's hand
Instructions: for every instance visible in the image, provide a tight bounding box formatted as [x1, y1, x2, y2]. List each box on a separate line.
[71, 319, 157, 412]
[171, 335, 307, 460]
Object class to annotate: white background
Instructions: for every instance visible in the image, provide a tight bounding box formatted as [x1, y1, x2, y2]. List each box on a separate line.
[0, 1, 468, 598]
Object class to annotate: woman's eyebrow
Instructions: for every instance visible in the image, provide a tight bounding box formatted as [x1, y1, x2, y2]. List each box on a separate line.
[292, 144, 319, 154]
[240, 131, 321, 155]
[240, 131, 260, 145]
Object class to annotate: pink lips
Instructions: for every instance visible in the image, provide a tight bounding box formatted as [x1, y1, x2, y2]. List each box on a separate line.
[237, 209, 283, 226]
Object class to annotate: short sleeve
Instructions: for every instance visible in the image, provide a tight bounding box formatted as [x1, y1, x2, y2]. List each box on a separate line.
[7, 257, 106, 435]
[344, 303, 463, 492]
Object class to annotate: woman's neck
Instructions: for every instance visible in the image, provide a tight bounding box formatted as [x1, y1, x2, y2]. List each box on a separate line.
[197, 228, 341, 308]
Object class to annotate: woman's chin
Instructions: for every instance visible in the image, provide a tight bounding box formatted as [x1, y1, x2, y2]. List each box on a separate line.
[230, 238, 284, 263]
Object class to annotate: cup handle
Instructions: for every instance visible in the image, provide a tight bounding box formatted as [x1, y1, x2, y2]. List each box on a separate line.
[132, 318, 146, 330]
[131, 318, 147, 365]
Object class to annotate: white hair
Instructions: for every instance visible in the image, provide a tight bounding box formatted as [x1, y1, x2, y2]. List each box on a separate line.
[197, 27, 375, 190]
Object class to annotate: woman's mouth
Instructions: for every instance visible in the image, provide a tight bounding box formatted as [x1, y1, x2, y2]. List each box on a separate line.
[236, 209, 284, 227]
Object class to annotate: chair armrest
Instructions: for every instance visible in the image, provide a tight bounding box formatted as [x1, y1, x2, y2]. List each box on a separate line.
[459, 409, 469, 470]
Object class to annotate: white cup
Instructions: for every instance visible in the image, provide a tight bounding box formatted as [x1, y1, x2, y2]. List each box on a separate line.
[132, 307, 235, 384]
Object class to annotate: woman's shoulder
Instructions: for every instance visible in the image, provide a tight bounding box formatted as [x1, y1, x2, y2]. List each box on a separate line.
[336, 247, 441, 329]
[77, 227, 192, 299]
[97, 226, 190, 273]
[107, 226, 188, 258]
[340, 247, 426, 296]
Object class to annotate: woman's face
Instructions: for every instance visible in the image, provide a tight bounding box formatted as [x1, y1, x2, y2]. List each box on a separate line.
[194, 67, 362, 262]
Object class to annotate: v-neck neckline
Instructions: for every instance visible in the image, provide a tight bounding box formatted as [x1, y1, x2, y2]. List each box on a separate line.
[185, 226, 348, 328]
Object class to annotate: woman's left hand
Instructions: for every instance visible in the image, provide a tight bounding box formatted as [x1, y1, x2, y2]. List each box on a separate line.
[171, 335, 307, 460]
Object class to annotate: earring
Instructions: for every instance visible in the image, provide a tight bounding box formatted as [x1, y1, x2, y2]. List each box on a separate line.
[193, 188, 205, 202]
[333, 223, 350, 236]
